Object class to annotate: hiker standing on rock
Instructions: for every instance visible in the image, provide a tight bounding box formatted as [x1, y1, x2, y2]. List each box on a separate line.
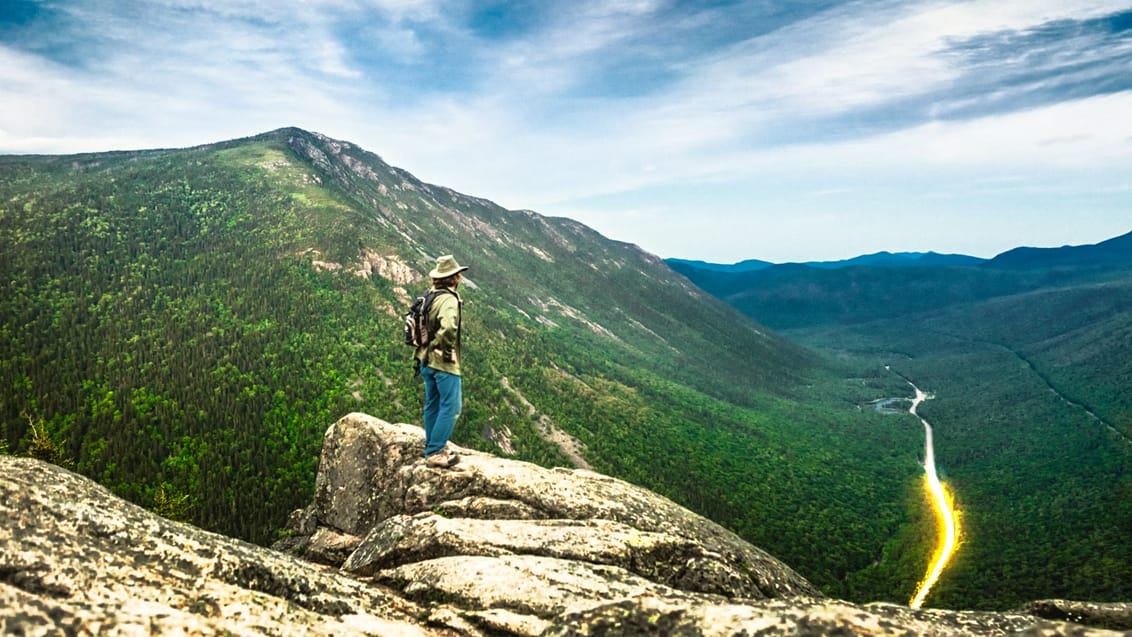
[416, 255, 467, 468]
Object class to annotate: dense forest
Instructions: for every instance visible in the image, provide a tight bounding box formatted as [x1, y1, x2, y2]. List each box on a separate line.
[4, 128, 1127, 610]
[0, 129, 934, 606]
[793, 316, 1132, 609]
[676, 246, 1132, 609]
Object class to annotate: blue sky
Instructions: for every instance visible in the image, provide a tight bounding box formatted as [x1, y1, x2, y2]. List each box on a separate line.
[2, 0, 1130, 262]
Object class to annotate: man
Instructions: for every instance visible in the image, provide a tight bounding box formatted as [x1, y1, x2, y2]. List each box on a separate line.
[417, 254, 467, 468]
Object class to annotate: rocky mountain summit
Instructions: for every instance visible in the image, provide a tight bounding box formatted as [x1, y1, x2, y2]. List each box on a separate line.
[3, 412, 1131, 636]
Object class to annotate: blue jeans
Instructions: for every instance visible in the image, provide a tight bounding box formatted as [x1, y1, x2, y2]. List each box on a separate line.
[421, 366, 462, 456]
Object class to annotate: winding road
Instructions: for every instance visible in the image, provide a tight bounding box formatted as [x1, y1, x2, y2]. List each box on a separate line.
[904, 381, 961, 609]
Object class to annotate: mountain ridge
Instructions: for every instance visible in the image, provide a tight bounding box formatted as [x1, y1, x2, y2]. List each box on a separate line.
[669, 251, 986, 272]
[0, 127, 928, 605]
[666, 228, 1132, 331]
[987, 229, 1132, 268]
[4, 127, 1129, 610]
[668, 230, 1132, 274]
[663, 224, 1132, 609]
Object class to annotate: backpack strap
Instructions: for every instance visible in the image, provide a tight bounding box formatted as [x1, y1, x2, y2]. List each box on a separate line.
[454, 291, 463, 355]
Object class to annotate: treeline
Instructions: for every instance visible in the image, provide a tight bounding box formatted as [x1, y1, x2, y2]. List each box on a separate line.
[788, 299, 1132, 609]
[494, 330, 928, 600]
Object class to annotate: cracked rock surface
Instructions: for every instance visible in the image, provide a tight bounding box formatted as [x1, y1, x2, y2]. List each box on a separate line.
[4, 411, 1130, 636]
[0, 454, 437, 636]
[279, 412, 818, 605]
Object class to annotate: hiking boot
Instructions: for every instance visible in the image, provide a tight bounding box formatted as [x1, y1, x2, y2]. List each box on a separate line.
[425, 449, 459, 468]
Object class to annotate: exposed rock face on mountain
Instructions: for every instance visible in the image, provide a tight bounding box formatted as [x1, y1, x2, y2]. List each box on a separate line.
[3, 412, 1131, 636]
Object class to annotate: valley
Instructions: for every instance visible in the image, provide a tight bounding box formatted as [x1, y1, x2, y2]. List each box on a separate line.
[1, 129, 1127, 613]
[796, 321, 1131, 610]
[673, 243, 1132, 609]
[999, 342, 1130, 447]
[0, 129, 923, 610]
[900, 380, 960, 610]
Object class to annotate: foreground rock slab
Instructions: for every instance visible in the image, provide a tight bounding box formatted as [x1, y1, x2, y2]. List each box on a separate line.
[277, 412, 818, 603]
[3, 411, 1130, 636]
[0, 455, 439, 636]
[272, 412, 1132, 636]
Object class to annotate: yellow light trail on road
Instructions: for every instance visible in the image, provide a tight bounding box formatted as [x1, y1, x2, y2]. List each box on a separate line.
[907, 382, 961, 609]
[909, 473, 961, 609]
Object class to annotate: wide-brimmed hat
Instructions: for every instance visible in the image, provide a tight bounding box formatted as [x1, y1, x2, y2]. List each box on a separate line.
[429, 254, 469, 279]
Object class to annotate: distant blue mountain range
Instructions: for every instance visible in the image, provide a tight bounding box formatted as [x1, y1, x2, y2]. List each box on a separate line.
[664, 258, 776, 273]
[988, 230, 1132, 268]
[669, 230, 1132, 272]
[665, 229, 1132, 330]
[667, 251, 985, 272]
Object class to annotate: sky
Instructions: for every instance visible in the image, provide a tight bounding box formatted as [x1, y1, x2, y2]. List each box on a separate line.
[1, 0, 1130, 263]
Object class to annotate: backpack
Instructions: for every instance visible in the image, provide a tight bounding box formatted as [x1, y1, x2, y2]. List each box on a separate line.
[403, 289, 452, 348]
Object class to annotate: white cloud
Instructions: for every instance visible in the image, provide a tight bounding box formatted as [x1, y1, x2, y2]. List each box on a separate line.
[0, 48, 76, 139]
[1, 0, 1128, 259]
[538, 89, 1132, 261]
[661, 0, 1130, 123]
[810, 91, 1132, 170]
[910, 0, 1128, 33]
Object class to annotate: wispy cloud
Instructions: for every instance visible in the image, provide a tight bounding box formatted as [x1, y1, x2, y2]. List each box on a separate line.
[1, 0, 1129, 260]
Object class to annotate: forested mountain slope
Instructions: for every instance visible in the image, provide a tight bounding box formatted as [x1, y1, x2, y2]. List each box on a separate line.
[672, 238, 1132, 609]
[668, 231, 1132, 330]
[989, 229, 1132, 269]
[788, 277, 1132, 609]
[0, 129, 923, 604]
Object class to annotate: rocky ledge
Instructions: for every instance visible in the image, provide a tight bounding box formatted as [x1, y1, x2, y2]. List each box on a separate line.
[3, 412, 1131, 636]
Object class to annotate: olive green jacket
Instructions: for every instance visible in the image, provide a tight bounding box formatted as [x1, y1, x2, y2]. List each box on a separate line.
[415, 286, 462, 375]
